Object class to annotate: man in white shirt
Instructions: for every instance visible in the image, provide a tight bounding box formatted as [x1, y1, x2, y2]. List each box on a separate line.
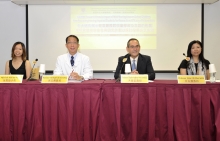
[54, 35, 93, 80]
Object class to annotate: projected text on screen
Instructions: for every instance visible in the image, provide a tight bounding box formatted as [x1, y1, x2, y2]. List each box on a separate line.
[71, 6, 156, 49]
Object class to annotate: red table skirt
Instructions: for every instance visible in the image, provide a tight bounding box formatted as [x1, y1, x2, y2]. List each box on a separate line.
[0, 80, 220, 141]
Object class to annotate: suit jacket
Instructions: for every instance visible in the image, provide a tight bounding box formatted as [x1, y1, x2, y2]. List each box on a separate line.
[53, 52, 93, 80]
[114, 53, 155, 80]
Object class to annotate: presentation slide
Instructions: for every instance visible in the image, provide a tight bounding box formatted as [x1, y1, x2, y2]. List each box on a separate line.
[28, 4, 201, 71]
[70, 6, 156, 49]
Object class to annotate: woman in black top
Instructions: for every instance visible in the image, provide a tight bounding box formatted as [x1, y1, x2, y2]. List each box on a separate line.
[178, 40, 210, 80]
[5, 42, 31, 79]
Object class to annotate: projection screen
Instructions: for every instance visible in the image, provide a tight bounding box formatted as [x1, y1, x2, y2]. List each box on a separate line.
[28, 4, 201, 71]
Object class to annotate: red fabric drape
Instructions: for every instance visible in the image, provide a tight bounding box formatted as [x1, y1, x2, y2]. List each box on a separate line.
[0, 83, 101, 141]
[100, 83, 220, 141]
[0, 80, 220, 141]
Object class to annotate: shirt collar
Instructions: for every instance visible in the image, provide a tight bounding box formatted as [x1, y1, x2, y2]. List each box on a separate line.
[68, 52, 78, 60]
[130, 55, 139, 62]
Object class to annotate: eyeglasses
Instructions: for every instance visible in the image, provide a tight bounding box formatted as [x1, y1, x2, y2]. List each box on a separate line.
[129, 45, 140, 49]
[67, 42, 78, 45]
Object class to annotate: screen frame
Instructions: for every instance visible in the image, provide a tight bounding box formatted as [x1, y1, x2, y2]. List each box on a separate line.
[25, 4, 204, 73]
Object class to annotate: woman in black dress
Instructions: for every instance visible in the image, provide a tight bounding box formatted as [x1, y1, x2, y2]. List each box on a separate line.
[5, 42, 31, 79]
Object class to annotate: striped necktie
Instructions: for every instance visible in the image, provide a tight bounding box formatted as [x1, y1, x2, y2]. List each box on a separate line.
[70, 56, 74, 66]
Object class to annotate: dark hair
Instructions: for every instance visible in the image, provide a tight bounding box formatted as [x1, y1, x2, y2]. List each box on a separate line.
[187, 40, 206, 70]
[11, 42, 26, 61]
[127, 38, 139, 47]
[66, 35, 79, 43]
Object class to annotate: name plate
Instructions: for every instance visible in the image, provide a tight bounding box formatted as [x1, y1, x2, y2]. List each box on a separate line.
[41, 75, 68, 83]
[0, 75, 23, 83]
[121, 74, 148, 83]
[177, 75, 206, 84]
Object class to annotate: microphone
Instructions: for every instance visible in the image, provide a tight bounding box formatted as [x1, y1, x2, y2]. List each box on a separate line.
[28, 58, 38, 81]
[183, 53, 190, 61]
[183, 53, 195, 74]
[116, 54, 129, 82]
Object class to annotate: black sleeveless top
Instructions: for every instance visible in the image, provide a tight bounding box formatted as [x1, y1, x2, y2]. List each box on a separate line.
[9, 60, 27, 79]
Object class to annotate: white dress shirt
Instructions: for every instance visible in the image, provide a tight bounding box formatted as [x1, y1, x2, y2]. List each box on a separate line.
[53, 52, 93, 80]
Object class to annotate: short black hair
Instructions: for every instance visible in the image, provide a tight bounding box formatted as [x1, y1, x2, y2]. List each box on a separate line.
[127, 38, 139, 47]
[66, 35, 79, 43]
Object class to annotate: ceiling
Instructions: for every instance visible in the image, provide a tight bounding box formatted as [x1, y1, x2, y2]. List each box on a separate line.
[10, 0, 219, 5]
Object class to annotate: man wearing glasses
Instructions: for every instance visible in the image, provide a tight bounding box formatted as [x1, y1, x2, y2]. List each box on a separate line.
[114, 38, 155, 80]
[54, 35, 93, 80]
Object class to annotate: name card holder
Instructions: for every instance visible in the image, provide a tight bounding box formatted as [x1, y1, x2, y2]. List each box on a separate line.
[121, 74, 148, 83]
[177, 75, 206, 84]
[41, 75, 68, 83]
[0, 75, 23, 83]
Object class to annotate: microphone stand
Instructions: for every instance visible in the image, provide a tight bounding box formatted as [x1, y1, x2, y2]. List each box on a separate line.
[116, 55, 129, 82]
[27, 59, 38, 81]
[116, 68, 124, 82]
[183, 53, 194, 75]
[28, 64, 36, 81]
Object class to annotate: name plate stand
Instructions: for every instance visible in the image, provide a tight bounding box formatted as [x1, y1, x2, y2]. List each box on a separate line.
[0, 75, 23, 83]
[121, 74, 148, 83]
[177, 75, 206, 84]
[41, 75, 68, 83]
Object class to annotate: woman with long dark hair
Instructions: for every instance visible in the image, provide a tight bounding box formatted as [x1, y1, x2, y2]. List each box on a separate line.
[5, 42, 31, 79]
[178, 40, 210, 80]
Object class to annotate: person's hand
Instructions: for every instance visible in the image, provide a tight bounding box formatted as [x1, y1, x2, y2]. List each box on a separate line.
[131, 70, 139, 74]
[70, 72, 81, 80]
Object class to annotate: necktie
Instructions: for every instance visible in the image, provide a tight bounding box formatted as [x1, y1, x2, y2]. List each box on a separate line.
[70, 56, 74, 66]
[131, 59, 136, 71]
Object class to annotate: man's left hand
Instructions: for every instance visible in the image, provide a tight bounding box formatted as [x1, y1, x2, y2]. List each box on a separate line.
[131, 70, 139, 74]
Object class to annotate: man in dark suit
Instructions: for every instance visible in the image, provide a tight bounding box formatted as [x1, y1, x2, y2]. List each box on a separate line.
[114, 38, 155, 80]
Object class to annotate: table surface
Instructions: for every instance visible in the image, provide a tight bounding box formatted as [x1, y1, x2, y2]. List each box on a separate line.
[2, 79, 219, 84]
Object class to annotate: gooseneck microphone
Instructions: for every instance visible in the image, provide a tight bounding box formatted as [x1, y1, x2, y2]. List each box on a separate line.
[28, 58, 38, 81]
[182, 53, 195, 75]
[183, 53, 190, 61]
[116, 54, 129, 82]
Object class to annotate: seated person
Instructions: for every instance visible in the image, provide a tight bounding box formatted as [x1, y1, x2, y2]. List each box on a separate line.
[114, 38, 155, 80]
[53, 35, 93, 80]
[178, 40, 210, 80]
[5, 42, 31, 79]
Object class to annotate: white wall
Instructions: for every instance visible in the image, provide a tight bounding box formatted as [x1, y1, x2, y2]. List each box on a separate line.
[0, 1, 26, 74]
[204, 1, 220, 80]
